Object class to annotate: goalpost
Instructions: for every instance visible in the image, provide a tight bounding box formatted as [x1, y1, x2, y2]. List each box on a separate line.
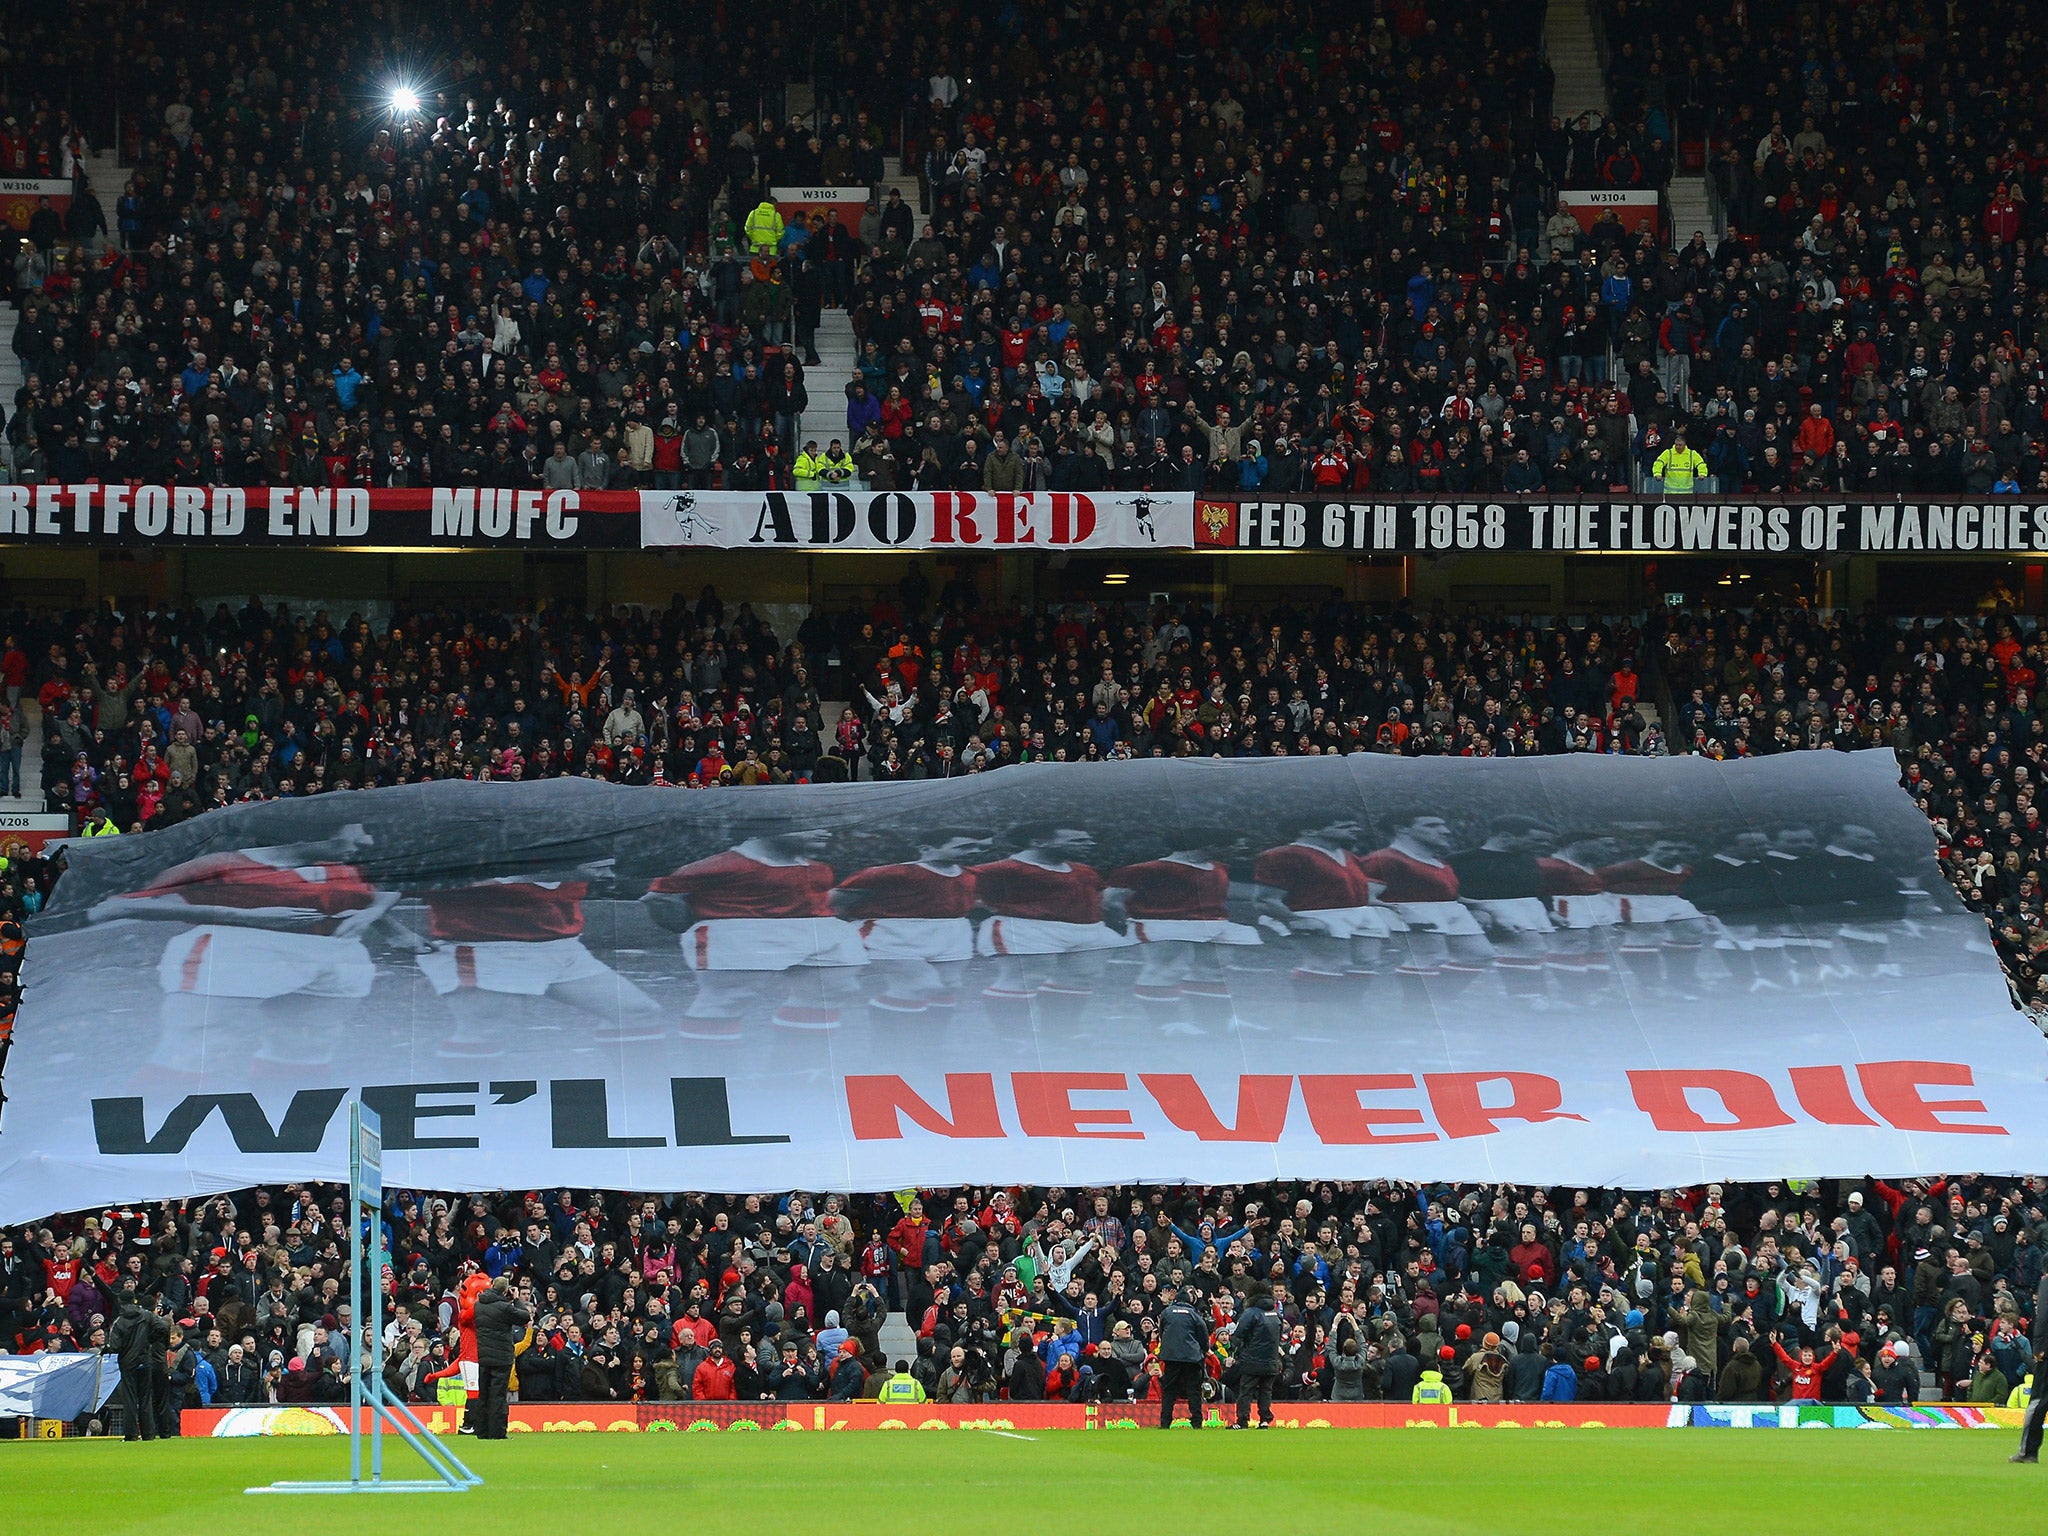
[248, 1101, 482, 1495]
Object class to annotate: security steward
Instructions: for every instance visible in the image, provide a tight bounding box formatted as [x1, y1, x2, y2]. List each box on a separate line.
[877, 1359, 928, 1404]
[1651, 428, 1709, 494]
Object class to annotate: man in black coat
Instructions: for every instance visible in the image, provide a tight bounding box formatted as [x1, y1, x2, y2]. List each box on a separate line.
[216, 1343, 262, 1404]
[1156, 1282, 1209, 1429]
[0, 1232, 33, 1348]
[1231, 1287, 1284, 1428]
[470, 1277, 530, 1440]
[107, 1293, 170, 1439]
[1381, 1333, 1422, 1402]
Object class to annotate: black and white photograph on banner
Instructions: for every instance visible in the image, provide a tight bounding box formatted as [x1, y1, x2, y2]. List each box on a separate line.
[1, 749, 2038, 1213]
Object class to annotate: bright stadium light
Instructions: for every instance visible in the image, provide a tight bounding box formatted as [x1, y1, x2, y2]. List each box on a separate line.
[389, 85, 421, 117]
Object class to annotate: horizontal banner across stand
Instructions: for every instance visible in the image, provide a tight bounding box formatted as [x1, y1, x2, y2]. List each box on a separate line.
[0, 486, 2035, 555]
[0, 750, 2041, 1219]
[1196, 497, 2048, 555]
[0, 485, 638, 548]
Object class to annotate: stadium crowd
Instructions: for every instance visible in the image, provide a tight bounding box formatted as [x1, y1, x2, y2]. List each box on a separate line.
[3, 1174, 2043, 1425]
[7, 0, 2048, 1433]
[0, 582, 2044, 1026]
[0, 584, 2046, 1428]
[8, 582, 2047, 1014]
[8, 0, 2048, 496]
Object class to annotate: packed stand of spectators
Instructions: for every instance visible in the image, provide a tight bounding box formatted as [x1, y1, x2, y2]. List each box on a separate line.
[11, 0, 2048, 500]
[9, 585, 1668, 835]
[0, 0, 1888, 500]
[20, 583, 2048, 1002]
[4, 1175, 2041, 1424]
[1594, 0, 2048, 496]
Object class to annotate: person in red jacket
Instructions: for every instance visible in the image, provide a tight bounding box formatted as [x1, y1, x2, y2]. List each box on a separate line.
[692, 1339, 738, 1400]
[1508, 1222, 1559, 1288]
[1793, 402, 1836, 461]
[888, 1198, 934, 1312]
[1770, 1331, 1842, 1401]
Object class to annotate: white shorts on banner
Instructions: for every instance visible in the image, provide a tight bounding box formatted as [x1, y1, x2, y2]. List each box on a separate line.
[416, 937, 613, 996]
[157, 927, 375, 999]
[975, 918, 1137, 956]
[857, 917, 976, 963]
[681, 917, 869, 970]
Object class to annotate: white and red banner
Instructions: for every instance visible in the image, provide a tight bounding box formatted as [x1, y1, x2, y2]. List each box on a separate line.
[639, 489, 1192, 550]
[0, 751, 2040, 1219]
[0, 487, 2042, 556]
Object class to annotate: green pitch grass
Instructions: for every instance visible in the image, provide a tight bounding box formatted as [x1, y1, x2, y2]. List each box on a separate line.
[0, 1429, 2032, 1532]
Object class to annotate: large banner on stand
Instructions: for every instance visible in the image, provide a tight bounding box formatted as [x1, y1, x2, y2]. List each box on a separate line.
[1194, 496, 2048, 555]
[1, 750, 2041, 1220]
[0, 486, 639, 548]
[0, 486, 2037, 554]
[639, 489, 1193, 551]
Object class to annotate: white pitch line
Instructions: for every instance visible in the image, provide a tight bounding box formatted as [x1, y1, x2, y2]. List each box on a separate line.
[986, 1430, 1039, 1441]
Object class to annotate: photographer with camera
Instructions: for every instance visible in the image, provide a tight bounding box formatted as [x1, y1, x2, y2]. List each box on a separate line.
[471, 1275, 531, 1440]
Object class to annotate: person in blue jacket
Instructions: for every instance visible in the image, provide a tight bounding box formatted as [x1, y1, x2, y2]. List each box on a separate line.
[1172, 1214, 1250, 1264]
[1540, 1344, 1579, 1402]
[193, 1347, 219, 1406]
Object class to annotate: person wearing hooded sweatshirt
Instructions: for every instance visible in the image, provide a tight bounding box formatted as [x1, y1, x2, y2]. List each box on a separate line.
[1502, 1328, 1546, 1401]
[1540, 1344, 1579, 1401]
[816, 1309, 849, 1359]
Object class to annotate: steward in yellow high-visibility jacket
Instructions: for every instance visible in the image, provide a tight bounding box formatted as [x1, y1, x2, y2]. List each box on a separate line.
[815, 441, 855, 485]
[1652, 435, 1709, 493]
[1412, 1369, 1452, 1404]
[743, 198, 785, 255]
[876, 1364, 927, 1404]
